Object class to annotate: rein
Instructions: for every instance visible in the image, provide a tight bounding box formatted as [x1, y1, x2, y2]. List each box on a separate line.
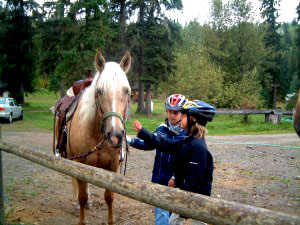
[63, 88, 130, 175]
[67, 104, 130, 175]
[101, 111, 130, 175]
[67, 137, 106, 160]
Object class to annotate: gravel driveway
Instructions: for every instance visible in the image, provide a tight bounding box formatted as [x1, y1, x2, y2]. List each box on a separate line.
[1, 132, 299, 225]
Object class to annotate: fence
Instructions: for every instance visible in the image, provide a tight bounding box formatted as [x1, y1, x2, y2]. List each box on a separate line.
[0, 130, 299, 225]
[216, 109, 293, 124]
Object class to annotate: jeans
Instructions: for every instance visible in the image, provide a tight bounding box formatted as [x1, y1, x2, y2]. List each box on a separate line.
[155, 207, 170, 225]
[169, 213, 207, 225]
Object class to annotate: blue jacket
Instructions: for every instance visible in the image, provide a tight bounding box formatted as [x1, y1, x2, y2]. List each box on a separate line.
[130, 120, 187, 186]
[137, 128, 213, 196]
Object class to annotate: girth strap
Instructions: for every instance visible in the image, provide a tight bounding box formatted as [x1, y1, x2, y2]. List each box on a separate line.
[103, 112, 124, 123]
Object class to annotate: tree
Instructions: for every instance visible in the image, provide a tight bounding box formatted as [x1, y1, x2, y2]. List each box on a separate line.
[37, 0, 115, 97]
[191, 0, 266, 107]
[279, 22, 298, 97]
[0, 0, 38, 103]
[260, 0, 281, 108]
[128, 0, 183, 115]
[159, 21, 263, 109]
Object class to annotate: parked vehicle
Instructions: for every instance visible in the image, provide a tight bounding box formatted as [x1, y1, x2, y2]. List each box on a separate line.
[0, 97, 23, 123]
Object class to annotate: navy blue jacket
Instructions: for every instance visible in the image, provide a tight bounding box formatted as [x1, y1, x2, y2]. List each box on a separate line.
[137, 128, 213, 196]
[130, 121, 186, 186]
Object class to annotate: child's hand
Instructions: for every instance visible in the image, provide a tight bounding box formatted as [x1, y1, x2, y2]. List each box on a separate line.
[133, 120, 142, 132]
[168, 178, 175, 188]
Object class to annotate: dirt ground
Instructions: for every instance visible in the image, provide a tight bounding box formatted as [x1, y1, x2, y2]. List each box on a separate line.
[1, 131, 300, 225]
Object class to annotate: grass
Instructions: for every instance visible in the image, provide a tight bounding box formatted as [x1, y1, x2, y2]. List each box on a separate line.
[1, 91, 295, 135]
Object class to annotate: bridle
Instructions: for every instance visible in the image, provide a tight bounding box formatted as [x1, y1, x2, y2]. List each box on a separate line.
[68, 91, 130, 175]
[95, 92, 130, 175]
[100, 111, 125, 136]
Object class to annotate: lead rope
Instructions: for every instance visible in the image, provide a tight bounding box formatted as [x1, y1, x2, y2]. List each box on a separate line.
[67, 137, 106, 160]
[124, 140, 129, 175]
[120, 123, 130, 175]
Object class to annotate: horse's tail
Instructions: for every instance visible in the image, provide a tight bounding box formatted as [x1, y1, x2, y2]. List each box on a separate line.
[294, 89, 300, 137]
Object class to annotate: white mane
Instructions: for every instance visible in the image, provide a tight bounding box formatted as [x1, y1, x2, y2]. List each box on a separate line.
[79, 62, 130, 123]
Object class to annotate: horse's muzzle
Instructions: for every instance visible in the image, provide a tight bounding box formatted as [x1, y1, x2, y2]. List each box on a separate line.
[107, 131, 124, 148]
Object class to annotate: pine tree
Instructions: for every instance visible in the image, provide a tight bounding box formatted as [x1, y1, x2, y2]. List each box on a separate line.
[37, 0, 114, 97]
[260, 0, 281, 108]
[128, 0, 182, 115]
[0, 0, 38, 103]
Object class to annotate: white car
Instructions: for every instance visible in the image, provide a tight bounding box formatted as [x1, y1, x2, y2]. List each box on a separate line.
[0, 97, 23, 123]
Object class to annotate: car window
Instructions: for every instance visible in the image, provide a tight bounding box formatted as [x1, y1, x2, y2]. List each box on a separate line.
[13, 99, 19, 106]
[0, 98, 5, 104]
[9, 100, 14, 106]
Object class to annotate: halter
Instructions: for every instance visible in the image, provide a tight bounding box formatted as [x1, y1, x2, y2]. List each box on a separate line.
[103, 112, 124, 124]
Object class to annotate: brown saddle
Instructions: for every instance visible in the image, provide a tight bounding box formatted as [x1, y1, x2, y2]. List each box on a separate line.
[54, 76, 93, 157]
[72, 76, 93, 96]
[54, 94, 80, 158]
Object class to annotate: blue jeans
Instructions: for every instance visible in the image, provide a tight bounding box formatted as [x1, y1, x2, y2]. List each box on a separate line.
[155, 207, 170, 225]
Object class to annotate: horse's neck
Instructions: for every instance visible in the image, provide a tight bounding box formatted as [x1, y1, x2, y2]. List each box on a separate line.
[78, 80, 98, 127]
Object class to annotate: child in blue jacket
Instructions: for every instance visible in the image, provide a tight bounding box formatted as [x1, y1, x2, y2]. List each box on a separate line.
[133, 100, 215, 225]
[127, 94, 187, 225]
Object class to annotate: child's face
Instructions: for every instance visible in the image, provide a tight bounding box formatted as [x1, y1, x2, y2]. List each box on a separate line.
[180, 114, 188, 130]
[167, 110, 182, 126]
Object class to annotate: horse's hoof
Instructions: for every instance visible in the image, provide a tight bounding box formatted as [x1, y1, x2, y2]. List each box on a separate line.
[73, 201, 91, 210]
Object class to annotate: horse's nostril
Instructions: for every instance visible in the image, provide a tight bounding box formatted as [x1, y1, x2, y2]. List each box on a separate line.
[107, 132, 111, 139]
[121, 130, 125, 136]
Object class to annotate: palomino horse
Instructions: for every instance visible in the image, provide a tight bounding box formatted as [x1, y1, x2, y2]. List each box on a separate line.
[64, 51, 131, 225]
[294, 89, 300, 137]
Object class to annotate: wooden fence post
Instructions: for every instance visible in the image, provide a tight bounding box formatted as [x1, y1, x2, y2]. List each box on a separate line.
[0, 124, 4, 225]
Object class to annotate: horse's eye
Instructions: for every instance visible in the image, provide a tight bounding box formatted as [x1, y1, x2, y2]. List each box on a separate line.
[96, 88, 103, 96]
[123, 87, 130, 95]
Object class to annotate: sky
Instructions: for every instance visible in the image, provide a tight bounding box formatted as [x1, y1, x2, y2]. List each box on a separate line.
[168, 0, 299, 25]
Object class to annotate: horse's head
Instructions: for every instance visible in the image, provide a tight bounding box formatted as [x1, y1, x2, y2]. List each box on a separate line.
[94, 51, 131, 148]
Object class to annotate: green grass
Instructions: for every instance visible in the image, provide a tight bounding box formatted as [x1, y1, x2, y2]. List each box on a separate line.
[1, 91, 295, 135]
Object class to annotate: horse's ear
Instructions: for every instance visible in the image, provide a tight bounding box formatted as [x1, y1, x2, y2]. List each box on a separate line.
[120, 51, 131, 74]
[95, 51, 106, 73]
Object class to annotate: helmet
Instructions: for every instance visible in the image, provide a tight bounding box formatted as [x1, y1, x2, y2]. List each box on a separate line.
[182, 100, 215, 126]
[165, 94, 187, 111]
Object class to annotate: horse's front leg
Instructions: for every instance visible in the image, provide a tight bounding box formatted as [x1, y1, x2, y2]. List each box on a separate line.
[105, 189, 115, 225]
[77, 179, 88, 225]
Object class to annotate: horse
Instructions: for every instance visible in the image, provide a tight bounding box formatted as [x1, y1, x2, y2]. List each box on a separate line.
[294, 89, 300, 137]
[61, 50, 131, 225]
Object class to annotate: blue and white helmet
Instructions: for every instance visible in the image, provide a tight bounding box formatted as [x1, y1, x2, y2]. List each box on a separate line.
[182, 100, 215, 125]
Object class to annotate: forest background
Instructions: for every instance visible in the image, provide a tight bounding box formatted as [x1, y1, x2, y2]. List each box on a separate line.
[0, 0, 299, 115]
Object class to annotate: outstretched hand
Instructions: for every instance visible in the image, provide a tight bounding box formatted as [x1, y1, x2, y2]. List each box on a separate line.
[133, 120, 142, 133]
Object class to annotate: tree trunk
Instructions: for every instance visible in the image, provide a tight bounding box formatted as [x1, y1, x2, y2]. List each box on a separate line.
[119, 0, 126, 52]
[137, 80, 145, 113]
[60, 80, 65, 99]
[136, 2, 146, 113]
[272, 82, 279, 109]
[145, 83, 152, 116]
[19, 83, 24, 104]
